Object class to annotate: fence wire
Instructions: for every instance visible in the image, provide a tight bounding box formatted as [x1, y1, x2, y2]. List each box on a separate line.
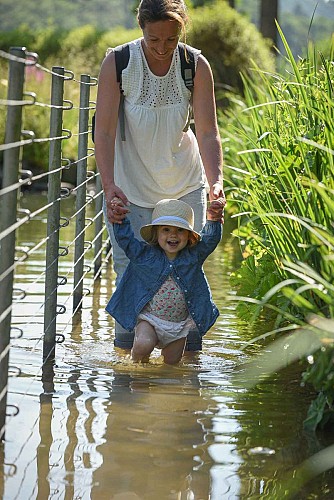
[0, 47, 110, 442]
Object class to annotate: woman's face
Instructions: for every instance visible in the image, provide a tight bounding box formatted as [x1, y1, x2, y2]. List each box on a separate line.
[142, 20, 181, 62]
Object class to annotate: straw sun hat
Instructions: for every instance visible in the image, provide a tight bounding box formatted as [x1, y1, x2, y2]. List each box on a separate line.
[140, 199, 201, 243]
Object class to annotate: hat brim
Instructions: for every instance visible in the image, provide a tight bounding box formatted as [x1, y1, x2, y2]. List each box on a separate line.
[140, 218, 201, 243]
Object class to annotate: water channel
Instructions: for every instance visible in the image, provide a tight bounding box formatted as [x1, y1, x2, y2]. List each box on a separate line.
[1, 193, 333, 499]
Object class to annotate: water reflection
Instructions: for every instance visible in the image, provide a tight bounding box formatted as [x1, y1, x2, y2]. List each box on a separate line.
[34, 360, 213, 499]
[93, 371, 209, 498]
[38, 364, 54, 500]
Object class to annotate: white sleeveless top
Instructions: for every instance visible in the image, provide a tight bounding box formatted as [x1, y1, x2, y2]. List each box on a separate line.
[113, 38, 206, 208]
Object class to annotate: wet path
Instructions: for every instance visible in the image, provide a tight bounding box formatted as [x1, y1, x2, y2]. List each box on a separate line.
[1, 194, 333, 499]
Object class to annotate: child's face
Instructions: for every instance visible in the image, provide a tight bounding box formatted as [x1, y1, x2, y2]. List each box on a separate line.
[157, 225, 189, 260]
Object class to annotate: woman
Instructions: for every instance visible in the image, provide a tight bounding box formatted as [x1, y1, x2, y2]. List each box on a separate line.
[94, 0, 225, 351]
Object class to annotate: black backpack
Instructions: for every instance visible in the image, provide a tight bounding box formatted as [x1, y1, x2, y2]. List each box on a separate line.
[92, 42, 196, 142]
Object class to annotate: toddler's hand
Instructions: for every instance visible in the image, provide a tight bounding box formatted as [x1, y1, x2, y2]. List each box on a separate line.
[207, 198, 225, 223]
[108, 196, 129, 224]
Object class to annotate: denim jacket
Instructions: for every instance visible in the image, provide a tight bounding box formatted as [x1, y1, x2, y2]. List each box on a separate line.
[106, 219, 222, 336]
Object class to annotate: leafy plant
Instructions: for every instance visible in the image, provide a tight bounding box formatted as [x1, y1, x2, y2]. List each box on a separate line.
[223, 27, 334, 429]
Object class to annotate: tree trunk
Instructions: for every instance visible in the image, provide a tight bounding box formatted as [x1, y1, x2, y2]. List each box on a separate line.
[260, 0, 278, 50]
[227, 0, 235, 7]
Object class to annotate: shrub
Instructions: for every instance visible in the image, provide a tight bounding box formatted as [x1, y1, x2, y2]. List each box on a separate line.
[58, 25, 104, 71]
[34, 26, 65, 63]
[95, 27, 142, 67]
[187, 0, 275, 96]
[0, 24, 36, 53]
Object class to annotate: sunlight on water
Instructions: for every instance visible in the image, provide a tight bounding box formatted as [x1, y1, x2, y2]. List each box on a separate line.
[1, 194, 333, 499]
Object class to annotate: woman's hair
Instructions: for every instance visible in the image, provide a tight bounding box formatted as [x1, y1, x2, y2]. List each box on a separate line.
[137, 0, 188, 35]
[146, 225, 198, 248]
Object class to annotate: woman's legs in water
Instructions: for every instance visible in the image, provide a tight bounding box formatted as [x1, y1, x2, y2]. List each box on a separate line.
[104, 187, 207, 351]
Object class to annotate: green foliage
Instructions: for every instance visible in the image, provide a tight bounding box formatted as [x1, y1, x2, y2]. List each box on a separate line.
[0, 25, 36, 53]
[230, 253, 286, 322]
[224, 36, 334, 306]
[234, 317, 330, 389]
[187, 0, 275, 95]
[95, 27, 142, 67]
[191, 0, 215, 5]
[34, 26, 65, 62]
[59, 25, 105, 72]
[224, 28, 334, 429]
[61, 25, 103, 54]
[0, 24, 142, 72]
[303, 344, 334, 431]
[0, 25, 70, 64]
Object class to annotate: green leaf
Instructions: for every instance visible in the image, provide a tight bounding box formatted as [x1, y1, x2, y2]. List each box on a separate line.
[303, 392, 327, 432]
[282, 286, 316, 310]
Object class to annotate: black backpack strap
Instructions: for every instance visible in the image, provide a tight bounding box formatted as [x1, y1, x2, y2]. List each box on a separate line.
[114, 43, 130, 84]
[92, 44, 130, 143]
[114, 43, 130, 141]
[178, 43, 195, 91]
[178, 43, 196, 132]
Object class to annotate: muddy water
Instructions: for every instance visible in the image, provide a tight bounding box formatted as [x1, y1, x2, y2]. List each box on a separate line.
[1, 193, 333, 499]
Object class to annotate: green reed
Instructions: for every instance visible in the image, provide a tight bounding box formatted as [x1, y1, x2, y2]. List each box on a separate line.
[222, 27, 334, 430]
[224, 26, 334, 318]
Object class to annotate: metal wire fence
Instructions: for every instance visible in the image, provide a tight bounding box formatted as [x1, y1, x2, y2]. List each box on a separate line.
[0, 47, 109, 441]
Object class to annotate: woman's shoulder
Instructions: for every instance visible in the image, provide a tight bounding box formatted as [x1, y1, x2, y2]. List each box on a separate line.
[181, 43, 201, 57]
[117, 38, 142, 53]
[104, 38, 142, 58]
[176, 43, 202, 78]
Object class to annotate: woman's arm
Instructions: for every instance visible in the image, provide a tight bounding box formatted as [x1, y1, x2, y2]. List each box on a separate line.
[94, 51, 129, 223]
[192, 55, 226, 205]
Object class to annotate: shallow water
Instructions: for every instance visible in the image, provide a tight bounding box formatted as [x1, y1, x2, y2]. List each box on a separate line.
[1, 193, 333, 499]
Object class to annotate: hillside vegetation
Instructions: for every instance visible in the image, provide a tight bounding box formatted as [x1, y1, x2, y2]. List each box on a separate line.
[0, 0, 333, 58]
[0, 0, 136, 31]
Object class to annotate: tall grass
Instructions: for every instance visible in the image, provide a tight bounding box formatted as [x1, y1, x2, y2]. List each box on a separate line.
[222, 28, 334, 430]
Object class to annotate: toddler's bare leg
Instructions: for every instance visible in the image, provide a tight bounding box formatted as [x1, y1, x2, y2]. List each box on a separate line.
[131, 320, 158, 362]
[161, 337, 187, 365]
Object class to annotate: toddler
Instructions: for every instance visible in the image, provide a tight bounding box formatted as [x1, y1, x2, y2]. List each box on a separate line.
[106, 198, 224, 364]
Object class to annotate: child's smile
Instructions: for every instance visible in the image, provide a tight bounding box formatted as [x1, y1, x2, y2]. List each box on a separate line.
[157, 225, 189, 260]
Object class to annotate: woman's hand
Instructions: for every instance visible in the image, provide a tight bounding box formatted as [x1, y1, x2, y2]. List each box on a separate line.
[209, 182, 226, 205]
